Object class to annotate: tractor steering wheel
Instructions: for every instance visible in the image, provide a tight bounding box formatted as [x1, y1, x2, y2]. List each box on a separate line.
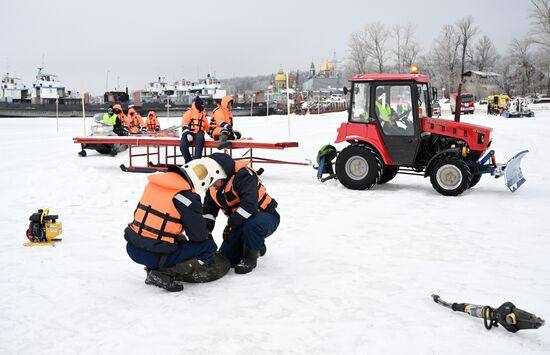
[393, 108, 411, 123]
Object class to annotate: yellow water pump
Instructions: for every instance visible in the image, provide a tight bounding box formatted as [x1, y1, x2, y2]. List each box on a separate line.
[26, 209, 62, 243]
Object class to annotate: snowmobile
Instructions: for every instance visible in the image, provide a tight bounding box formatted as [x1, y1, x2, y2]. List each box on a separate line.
[77, 113, 128, 157]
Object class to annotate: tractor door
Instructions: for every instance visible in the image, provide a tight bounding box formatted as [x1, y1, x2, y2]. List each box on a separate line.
[372, 82, 421, 165]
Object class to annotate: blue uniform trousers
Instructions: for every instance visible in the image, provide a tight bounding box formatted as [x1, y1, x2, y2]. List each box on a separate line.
[127, 239, 217, 269]
[180, 131, 205, 163]
[219, 211, 280, 267]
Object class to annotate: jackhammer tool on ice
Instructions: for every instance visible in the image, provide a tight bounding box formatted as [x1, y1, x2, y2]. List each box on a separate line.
[431, 294, 544, 333]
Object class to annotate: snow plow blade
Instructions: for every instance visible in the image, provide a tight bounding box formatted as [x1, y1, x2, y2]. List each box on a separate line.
[503, 150, 529, 192]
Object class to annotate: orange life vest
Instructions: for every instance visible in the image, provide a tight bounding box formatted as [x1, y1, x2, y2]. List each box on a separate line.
[146, 111, 160, 131]
[209, 95, 234, 131]
[113, 104, 128, 126]
[208, 161, 273, 215]
[130, 172, 190, 244]
[182, 103, 209, 133]
[127, 108, 143, 133]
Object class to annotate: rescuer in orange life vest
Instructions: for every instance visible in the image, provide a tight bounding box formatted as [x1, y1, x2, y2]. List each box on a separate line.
[112, 104, 129, 133]
[124, 159, 231, 292]
[209, 95, 242, 149]
[145, 111, 160, 132]
[202, 153, 280, 274]
[180, 97, 210, 163]
[127, 107, 145, 134]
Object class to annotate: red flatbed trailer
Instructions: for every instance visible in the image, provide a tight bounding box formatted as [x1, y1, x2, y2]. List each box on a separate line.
[73, 136, 303, 172]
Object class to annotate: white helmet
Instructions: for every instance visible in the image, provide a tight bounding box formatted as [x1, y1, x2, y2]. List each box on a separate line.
[181, 157, 227, 192]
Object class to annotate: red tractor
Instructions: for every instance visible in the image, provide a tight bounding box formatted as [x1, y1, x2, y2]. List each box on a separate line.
[321, 72, 528, 196]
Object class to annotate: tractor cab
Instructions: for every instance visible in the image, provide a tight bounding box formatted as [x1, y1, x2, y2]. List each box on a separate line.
[345, 74, 434, 166]
[325, 71, 528, 196]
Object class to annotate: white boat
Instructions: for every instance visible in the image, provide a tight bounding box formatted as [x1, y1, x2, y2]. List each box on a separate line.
[1, 73, 28, 103]
[138, 74, 227, 106]
[31, 68, 68, 104]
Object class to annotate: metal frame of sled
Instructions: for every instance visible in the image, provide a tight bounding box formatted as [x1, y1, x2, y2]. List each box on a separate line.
[72, 136, 304, 172]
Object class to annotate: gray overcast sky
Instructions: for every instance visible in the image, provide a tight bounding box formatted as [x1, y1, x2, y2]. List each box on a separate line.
[1, 0, 532, 95]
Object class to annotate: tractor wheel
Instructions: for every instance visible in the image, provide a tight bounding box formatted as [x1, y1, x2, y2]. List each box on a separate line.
[430, 158, 472, 196]
[379, 165, 399, 184]
[335, 145, 382, 190]
[469, 174, 482, 188]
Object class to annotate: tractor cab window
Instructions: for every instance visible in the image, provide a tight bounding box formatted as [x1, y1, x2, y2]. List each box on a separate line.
[374, 85, 414, 136]
[350, 82, 370, 122]
[417, 83, 430, 118]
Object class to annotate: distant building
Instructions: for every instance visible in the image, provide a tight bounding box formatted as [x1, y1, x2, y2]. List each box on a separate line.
[274, 66, 287, 91]
[302, 57, 343, 93]
[463, 70, 501, 100]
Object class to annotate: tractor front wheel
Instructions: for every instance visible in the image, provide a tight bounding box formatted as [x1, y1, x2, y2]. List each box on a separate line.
[469, 174, 482, 188]
[335, 145, 382, 190]
[430, 158, 472, 196]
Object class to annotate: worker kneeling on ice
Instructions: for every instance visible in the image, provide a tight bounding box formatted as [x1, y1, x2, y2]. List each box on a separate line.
[203, 153, 280, 274]
[124, 161, 230, 292]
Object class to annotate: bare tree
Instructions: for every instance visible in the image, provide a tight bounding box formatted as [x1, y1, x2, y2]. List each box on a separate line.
[529, 0, 550, 47]
[456, 17, 479, 76]
[365, 22, 390, 73]
[510, 37, 536, 95]
[431, 25, 462, 94]
[393, 25, 404, 73]
[402, 25, 421, 69]
[392, 24, 421, 73]
[470, 35, 500, 71]
[496, 58, 514, 96]
[347, 31, 370, 74]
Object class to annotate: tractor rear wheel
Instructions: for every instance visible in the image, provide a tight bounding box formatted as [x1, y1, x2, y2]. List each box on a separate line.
[335, 145, 382, 190]
[379, 165, 399, 184]
[430, 158, 472, 196]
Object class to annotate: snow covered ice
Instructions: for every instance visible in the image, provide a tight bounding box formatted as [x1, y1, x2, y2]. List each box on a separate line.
[0, 110, 549, 354]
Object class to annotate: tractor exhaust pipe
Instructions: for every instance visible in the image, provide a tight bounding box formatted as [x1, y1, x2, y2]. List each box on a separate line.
[454, 83, 462, 122]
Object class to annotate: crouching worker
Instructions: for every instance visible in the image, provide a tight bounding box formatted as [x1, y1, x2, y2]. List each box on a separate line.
[180, 97, 209, 163]
[209, 95, 241, 149]
[124, 162, 230, 292]
[203, 153, 280, 274]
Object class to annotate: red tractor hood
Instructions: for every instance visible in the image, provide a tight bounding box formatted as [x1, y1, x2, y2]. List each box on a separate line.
[421, 117, 492, 152]
[335, 118, 493, 158]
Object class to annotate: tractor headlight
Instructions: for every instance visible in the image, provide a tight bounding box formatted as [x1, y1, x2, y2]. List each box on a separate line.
[477, 133, 485, 145]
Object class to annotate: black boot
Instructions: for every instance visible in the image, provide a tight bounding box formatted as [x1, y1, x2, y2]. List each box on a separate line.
[235, 245, 260, 274]
[217, 132, 232, 150]
[144, 268, 184, 292]
[163, 253, 230, 283]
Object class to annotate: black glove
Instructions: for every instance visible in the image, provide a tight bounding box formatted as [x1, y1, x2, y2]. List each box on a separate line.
[155, 126, 160, 132]
[228, 212, 246, 228]
[205, 218, 215, 232]
[222, 225, 232, 241]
